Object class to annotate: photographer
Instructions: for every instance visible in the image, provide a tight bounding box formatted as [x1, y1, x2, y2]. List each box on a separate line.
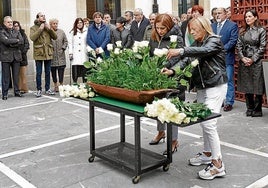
[30, 12, 57, 97]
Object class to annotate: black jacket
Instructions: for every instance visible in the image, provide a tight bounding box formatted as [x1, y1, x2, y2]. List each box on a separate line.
[130, 16, 150, 41]
[173, 35, 227, 89]
[111, 28, 134, 49]
[149, 26, 184, 68]
[0, 25, 23, 62]
[19, 29, 30, 66]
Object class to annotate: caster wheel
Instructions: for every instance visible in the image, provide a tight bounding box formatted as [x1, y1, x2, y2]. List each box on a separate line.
[88, 156, 95, 163]
[132, 175, 141, 184]
[163, 164, 170, 171]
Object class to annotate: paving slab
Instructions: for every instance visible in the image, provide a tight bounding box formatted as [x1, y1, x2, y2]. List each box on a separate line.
[0, 92, 267, 188]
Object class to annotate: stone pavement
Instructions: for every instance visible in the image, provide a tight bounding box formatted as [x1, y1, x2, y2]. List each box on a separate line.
[0, 91, 268, 188]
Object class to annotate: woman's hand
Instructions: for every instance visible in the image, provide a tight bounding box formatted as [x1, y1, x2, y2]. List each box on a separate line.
[161, 67, 174, 76]
[167, 49, 181, 59]
[242, 57, 253, 66]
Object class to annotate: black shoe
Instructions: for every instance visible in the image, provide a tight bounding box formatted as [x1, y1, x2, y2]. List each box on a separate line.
[2, 96, 7, 100]
[251, 111, 262, 117]
[246, 109, 253, 116]
[14, 92, 23, 97]
[223, 104, 233, 112]
[149, 135, 165, 145]
[163, 140, 178, 155]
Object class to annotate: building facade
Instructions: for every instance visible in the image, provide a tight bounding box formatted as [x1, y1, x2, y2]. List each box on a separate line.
[0, 0, 230, 89]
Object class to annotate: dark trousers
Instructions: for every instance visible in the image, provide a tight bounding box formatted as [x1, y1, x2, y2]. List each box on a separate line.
[72, 65, 87, 83]
[245, 93, 263, 112]
[35, 60, 51, 91]
[51, 66, 65, 84]
[1, 61, 20, 96]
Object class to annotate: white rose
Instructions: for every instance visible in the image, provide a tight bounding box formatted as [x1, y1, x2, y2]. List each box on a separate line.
[154, 48, 168, 57]
[191, 59, 199, 67]
[169, 35, 178, 42]
[107, 43, 113, 51]
[154, 48, 162, 57]
[115, 41, 122, 48]
[133, 41, 140, 48]
[96, 57, 103, 63]
[98, 47, 104, 54]
[88, 91, 95, 98]
[86, 45, 94, 52]
[140, 40, 149, 47]
[132, 46, 138, 53]
[114, 48, 120, 55]
[161, 48, 168, 55]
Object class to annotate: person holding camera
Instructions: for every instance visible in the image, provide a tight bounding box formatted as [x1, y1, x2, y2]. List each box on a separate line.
[30, 12, 57, 97]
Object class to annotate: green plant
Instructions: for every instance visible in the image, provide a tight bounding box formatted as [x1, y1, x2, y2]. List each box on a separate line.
[84, 41, 178, 91]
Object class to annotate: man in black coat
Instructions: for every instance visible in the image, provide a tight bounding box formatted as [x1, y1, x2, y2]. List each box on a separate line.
[130, 8, 150, 41]
[0, 16, 23, 100]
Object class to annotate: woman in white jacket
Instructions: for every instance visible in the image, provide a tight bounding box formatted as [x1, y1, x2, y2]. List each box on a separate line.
[69, 18, 88, 83]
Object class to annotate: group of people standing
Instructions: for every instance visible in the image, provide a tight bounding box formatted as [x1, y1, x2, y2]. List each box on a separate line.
[0, 6, 266, 181]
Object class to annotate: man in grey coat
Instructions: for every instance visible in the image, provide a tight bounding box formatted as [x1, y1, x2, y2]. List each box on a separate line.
[0, 16, 23, 100]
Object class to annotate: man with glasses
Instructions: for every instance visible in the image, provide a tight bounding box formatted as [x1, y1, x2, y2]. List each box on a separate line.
[30, 12, 57, 97]
[211, 7, 238, 111]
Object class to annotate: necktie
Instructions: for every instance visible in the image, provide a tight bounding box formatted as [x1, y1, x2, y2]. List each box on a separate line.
[217, 23, 222, 35]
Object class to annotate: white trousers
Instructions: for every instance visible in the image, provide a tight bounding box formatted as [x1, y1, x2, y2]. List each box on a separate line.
[197, 83, 227, 160]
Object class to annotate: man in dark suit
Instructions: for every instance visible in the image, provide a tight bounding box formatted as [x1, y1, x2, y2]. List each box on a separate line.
[211, 7, 238, 111]
[0, 16, 24, 100]
[130, 8, 150, 41]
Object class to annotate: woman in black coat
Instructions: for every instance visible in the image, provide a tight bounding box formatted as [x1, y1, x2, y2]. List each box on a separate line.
[13, 21, 30, 93]
[236, 9, 266, 117]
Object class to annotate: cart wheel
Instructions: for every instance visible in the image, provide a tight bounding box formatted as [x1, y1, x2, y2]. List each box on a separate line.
[88, 156, 95, 163]
[163, 164, 170, 171]
[132, 175, 141, 184]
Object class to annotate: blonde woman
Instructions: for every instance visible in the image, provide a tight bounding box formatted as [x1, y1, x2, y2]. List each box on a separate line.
[49, 18, 68, 91]
[166, 16, 227, 180]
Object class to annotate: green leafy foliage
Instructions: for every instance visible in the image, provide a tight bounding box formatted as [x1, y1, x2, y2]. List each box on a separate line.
[85, 46, 177, 91]
[170, 97, 212, 121]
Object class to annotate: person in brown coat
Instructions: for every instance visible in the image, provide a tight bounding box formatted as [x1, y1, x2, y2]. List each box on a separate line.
[30, 12, 57, 97]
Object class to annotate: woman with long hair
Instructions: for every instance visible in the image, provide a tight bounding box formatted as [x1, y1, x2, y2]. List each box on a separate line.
[68, 18, 88, 83]
[236, 9, 266, 117]
[148, 13, 184, 155]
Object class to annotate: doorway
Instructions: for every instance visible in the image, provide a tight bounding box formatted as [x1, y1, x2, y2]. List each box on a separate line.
[0, 0, 11, 23]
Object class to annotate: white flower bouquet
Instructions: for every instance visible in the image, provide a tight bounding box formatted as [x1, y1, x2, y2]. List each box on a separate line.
[145, 97, 212, 125]
[59, 83, 95, 99]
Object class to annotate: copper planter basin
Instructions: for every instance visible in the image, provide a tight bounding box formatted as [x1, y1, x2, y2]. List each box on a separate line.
[88, 82, 172, 104]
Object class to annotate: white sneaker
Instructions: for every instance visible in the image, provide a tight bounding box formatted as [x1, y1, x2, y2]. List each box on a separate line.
[198, 162, 226, 180]
[36, 90, 42, 97]
[45, 89, 55, 95]
[189, 153, 212, 166]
